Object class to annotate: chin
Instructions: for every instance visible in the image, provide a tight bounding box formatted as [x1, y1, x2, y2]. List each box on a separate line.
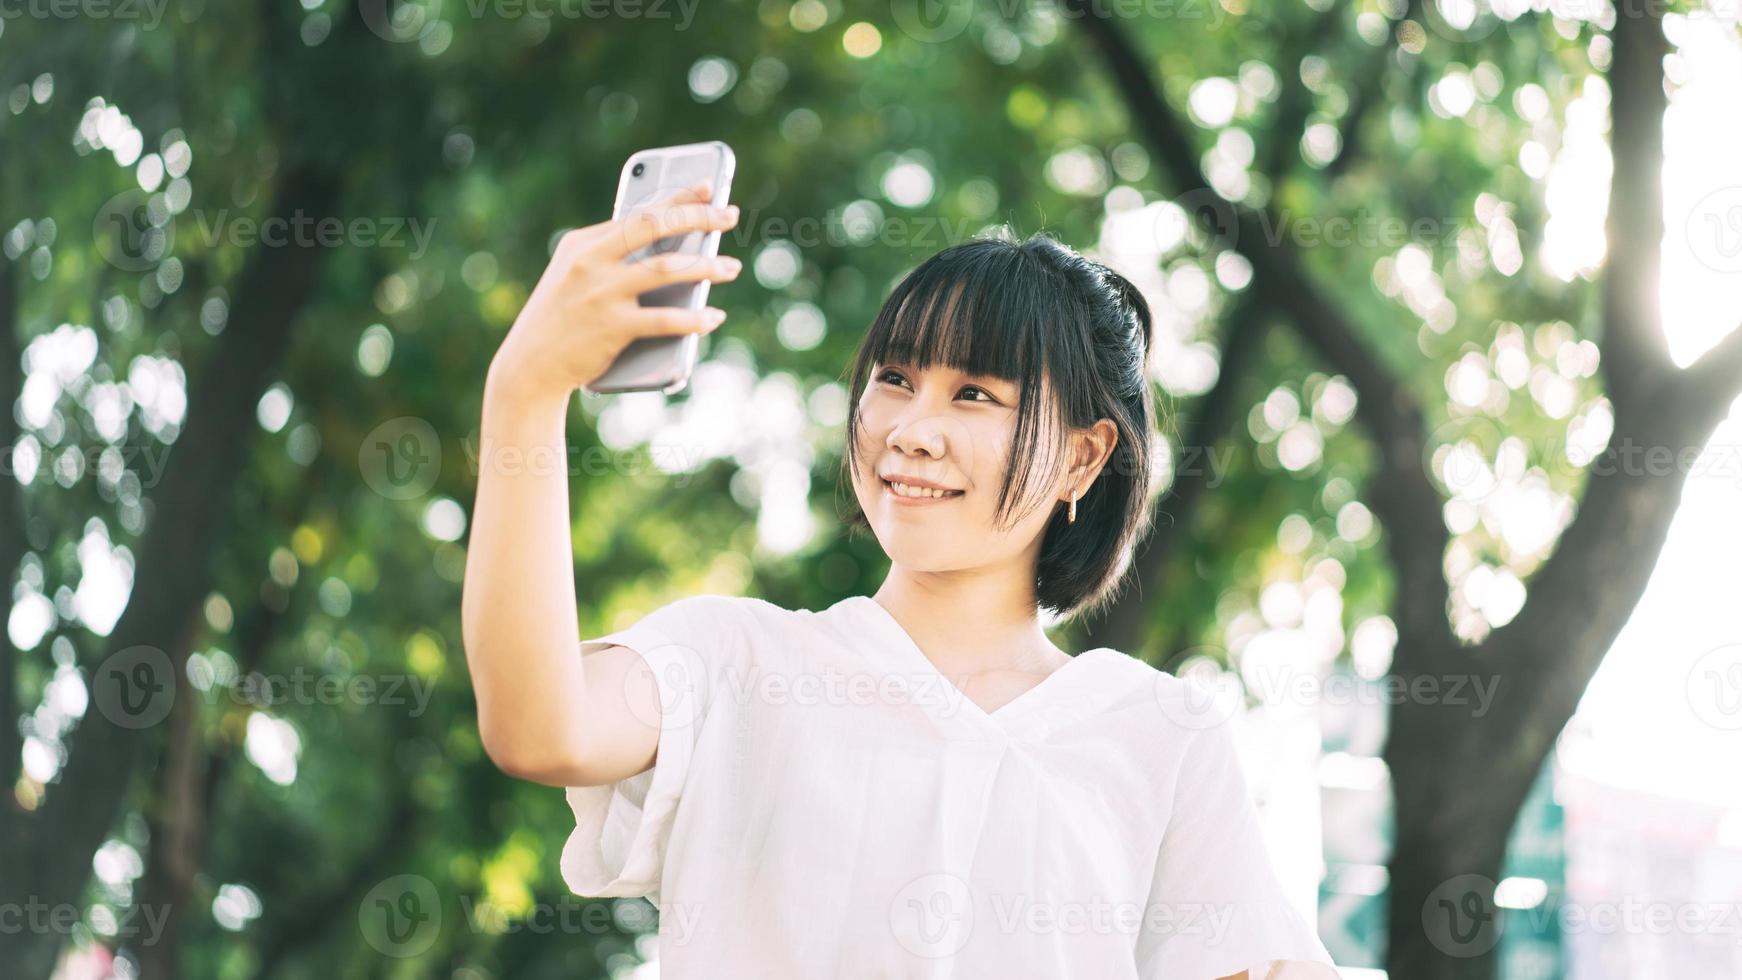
[867, 529, 965, 572]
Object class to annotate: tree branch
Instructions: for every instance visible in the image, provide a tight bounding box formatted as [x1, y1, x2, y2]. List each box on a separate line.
[1455, 0, 1740, 807]
[1259, 3, 1349, 181]
[1678, 321, 1742, 428]
[0, 257, 21, 802]
[1322, 0, 1421, 182]
[1600, 2, 1675, 411]
[1059, 0, 1456, 659]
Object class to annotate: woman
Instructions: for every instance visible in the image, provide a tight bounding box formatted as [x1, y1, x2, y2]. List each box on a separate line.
[462, 181, 1339, 979]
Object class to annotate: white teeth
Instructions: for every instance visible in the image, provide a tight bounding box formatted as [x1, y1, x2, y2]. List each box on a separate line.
[889, 481, 955, 499]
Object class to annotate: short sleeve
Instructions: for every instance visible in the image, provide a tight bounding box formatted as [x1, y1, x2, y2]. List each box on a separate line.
[558, 594, 745, 906]
[1135, 716, 1336, 979]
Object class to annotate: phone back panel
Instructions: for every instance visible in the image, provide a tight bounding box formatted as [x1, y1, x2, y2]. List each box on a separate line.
[585, 142, 735, 395]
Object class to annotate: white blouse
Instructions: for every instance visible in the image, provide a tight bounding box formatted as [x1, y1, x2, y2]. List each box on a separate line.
[561, 593, 1337, 978]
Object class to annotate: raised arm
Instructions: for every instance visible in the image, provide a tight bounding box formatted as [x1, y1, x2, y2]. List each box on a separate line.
[461, 182, 740, 786]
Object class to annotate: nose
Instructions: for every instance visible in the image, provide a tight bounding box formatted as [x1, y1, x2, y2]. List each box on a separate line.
[891, 388, 961, 459]
[886, 404, 949, 460]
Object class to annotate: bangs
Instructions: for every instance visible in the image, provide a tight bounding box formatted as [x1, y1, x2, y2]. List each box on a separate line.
[862, 251, 1049, 387]
[845, 239, 1091, 528]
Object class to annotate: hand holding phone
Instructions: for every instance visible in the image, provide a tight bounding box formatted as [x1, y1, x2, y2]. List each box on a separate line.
[486, 177, 741, 405]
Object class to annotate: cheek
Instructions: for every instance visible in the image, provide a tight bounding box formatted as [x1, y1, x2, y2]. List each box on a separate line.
[849, 404, 888, 488]
[963, 417, 1018, 490]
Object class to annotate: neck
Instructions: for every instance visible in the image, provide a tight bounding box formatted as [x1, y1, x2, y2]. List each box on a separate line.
[870, 563, 1066, 672]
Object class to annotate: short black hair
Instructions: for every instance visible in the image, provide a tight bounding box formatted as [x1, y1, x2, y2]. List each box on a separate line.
[840, 230, 1158, 622]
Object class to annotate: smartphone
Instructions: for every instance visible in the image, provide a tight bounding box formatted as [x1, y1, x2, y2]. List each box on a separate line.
[581, 141, 737, 397]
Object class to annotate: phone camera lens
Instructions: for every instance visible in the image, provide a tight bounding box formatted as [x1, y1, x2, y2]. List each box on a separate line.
[631, 162, 645, 177]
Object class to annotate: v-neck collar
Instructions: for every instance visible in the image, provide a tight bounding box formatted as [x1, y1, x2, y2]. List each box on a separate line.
[844, 595, 1113, 729]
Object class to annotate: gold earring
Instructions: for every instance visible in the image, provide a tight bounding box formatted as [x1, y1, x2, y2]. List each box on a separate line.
[1068, 489, 1077, 524]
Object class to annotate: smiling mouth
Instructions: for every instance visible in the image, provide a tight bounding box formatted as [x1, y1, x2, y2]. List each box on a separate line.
[882, 478, 965, 501]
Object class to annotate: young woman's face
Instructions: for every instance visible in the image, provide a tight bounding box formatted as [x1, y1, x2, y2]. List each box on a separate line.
[850, 359, 1069, 572]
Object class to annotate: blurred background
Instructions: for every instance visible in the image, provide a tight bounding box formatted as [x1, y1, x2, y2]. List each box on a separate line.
[3, 0, 1742, 978]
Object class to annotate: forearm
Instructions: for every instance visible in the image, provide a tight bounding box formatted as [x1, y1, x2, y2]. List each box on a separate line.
[461, 366, 590, 771]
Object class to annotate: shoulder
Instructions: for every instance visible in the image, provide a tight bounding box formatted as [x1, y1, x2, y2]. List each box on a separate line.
[1084, 650, 1237, 722]
[622, 592, 820, 645]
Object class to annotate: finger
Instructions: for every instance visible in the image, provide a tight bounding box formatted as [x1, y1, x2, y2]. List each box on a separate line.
[616, 252, 742, 297]
[618, 304, 728, 338]
[645, 180, 713, 210]
[627, 181, 713, 220]
[608, 200, 739, 262]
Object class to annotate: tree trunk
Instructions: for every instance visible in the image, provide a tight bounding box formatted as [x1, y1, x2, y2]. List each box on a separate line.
[0, 165, 339, 979]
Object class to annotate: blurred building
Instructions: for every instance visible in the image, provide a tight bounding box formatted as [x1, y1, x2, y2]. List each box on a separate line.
[1555, 719, 1742, 979]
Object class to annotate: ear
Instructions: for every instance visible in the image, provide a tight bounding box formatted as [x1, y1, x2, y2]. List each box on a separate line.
[1062, 419, 1118, 500]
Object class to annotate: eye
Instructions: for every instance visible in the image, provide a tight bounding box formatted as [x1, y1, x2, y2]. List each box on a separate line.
[877, 369, 1003, 402]
[875, 368, 911, 390]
